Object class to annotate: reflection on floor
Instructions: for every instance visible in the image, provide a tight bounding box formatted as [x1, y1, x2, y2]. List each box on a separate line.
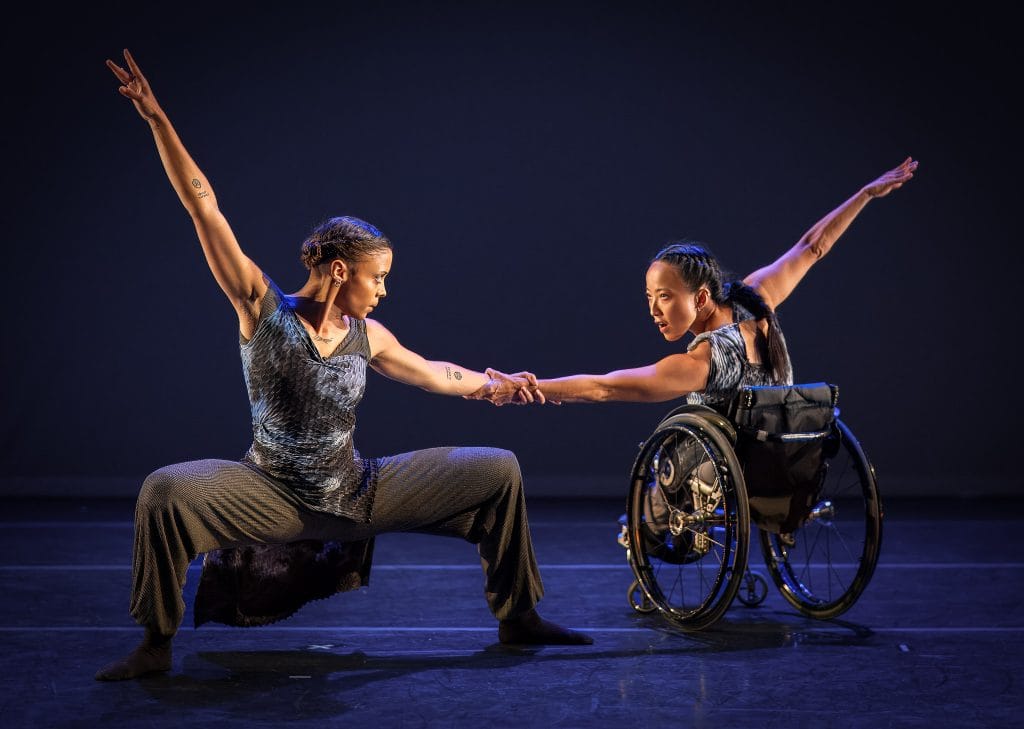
[1, 496, 1021, 727]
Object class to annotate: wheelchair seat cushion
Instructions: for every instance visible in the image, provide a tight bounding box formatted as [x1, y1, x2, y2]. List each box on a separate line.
[731, 383, 837, 533]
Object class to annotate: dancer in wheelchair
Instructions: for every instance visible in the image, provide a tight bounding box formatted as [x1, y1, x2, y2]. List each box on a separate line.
[474, 159, 917, 626]
[477, 157, 917, 409]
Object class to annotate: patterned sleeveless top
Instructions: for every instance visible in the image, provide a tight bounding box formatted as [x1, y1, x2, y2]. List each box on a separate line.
[240, 278, 378, 522]
[685, 303, 794, 410]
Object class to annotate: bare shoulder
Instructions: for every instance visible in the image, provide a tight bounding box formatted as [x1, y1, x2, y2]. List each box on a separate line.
[363, 317, 393, 337]
[363, 317, 398, 359]
[656, 344, 711, 373]
[649, 348, 712, 395]
[688, 337, 712, 362]
[683, 340, 712, 366]
[741, 275, 778, 311]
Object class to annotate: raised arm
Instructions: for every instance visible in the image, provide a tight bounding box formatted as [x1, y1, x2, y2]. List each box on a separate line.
[106, 49, 265, 331]
[744, 157, 918, 310]
[365, 319, 540, 405]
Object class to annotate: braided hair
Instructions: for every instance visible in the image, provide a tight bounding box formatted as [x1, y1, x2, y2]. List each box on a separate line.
[300, 216, 392, 270]
[652, 242, 791, 382]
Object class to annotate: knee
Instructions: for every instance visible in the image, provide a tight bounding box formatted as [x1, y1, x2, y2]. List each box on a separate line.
[136, 467, 188, 515]
[487, 448, 523, 488]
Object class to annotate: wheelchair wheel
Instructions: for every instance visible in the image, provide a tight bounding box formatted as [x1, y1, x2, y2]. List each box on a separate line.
[759, 419, 883, 619]
[628, 579, 657, 614]
[627, 412, 750, 630]
[735, 570, 769, 607]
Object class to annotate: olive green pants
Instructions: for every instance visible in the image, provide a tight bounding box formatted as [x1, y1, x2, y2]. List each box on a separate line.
[128, 447, 544, 635]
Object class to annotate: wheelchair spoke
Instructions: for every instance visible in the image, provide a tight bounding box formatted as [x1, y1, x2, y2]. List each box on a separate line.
[628, 417, 749, 629]
[761, 419, 882, 619]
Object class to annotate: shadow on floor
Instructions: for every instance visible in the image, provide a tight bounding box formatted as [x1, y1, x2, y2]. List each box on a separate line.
[122, 615, 879, 720]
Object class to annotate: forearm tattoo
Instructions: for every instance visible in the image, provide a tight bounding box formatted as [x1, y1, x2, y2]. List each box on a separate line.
[445, 366, 463, 381]
[192, 178, 210, 199]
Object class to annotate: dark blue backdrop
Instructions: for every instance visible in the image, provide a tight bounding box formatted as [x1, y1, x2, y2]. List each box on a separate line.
[3, 2, 1019, 496]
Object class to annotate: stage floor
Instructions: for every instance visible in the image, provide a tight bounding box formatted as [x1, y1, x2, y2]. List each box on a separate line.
[1, 495, 1021, 727]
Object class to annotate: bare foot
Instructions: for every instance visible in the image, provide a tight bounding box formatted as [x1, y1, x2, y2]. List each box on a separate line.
[498, 609, 593, 645]
[95, 640, 172, 681]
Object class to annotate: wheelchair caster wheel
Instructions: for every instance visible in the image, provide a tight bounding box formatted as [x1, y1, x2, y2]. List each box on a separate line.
[736, 570, 768, 607]
[628, 579, 657, 614]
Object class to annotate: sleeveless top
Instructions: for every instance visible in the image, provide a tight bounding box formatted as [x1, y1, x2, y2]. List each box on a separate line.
[239, 278, 378, 522]
[685, 303, 794, 409]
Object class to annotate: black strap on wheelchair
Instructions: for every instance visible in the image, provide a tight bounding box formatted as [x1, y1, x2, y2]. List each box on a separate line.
[738, 426, 833, 443]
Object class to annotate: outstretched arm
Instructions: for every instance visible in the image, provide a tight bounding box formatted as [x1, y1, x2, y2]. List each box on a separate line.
[106, 49, 265, 330]
[483, 345, 712, 405]
[366, 319, 540, 404]
[744, 157, 918, 310]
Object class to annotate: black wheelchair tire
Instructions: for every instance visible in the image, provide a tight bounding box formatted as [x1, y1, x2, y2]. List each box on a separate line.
[626, 412, 750, 630]
[758, 418, 883, 619]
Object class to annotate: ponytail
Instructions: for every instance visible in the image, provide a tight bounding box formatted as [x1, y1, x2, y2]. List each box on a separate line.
[723, 281, 791, 382]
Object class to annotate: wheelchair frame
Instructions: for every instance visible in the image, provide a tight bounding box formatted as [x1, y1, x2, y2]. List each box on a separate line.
[622, 387, 883, 630]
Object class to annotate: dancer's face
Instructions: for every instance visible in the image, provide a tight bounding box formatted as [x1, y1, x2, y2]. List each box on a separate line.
[337, 249, 392, 319]
[645, 261, 702, 342]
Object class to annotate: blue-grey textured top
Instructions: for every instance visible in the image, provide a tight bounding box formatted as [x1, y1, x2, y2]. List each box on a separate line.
[685, 303, 794, 408]
[240, 278, 377, 522]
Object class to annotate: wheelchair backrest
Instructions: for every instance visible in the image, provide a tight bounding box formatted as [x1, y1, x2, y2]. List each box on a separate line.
[728, 383, 839, 534]
[729, 382, 838, 440]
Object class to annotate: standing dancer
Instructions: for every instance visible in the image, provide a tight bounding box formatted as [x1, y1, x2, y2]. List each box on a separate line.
[97, 49, 588, 682]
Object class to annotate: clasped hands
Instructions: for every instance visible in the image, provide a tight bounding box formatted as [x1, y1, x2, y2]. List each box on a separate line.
[465, 368, 553, 407]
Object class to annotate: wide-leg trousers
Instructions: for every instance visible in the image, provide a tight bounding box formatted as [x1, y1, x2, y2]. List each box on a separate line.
[128, 446, 544, 635]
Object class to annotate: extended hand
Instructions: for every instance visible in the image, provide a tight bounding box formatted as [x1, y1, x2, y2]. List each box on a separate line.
[862, 157, 918, 198]
[466, 368, 547, 407]
[106, 49, 163, 122]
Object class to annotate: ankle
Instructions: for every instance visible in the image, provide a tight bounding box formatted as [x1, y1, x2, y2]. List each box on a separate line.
[143, 627, 174, 650]
[501, 608, 539, 626]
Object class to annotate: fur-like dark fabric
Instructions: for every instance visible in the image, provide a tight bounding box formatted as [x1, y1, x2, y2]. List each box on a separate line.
[193, 538, 375, 627]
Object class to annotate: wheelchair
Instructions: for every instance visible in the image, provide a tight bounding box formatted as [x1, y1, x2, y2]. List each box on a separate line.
[620, 382, 882, 630]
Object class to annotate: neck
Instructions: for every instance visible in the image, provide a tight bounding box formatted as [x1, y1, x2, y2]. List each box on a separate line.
[292, 277, 346, 332]
[690, 302, 732, 336]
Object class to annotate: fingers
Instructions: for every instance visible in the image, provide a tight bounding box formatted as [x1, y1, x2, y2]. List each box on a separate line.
[866, 157, 917, 197]
[476, 367, 550, 407]
[107, 50, 149, 107]
[123, 49, 145, 82]
[505, 370, 544, 404]
[117, 86, 142, 101]
[106, 58, 130, 83]
[892, 157, 918, 178]
[511, 371, 539, 387]
[511, 384, 546, 405]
